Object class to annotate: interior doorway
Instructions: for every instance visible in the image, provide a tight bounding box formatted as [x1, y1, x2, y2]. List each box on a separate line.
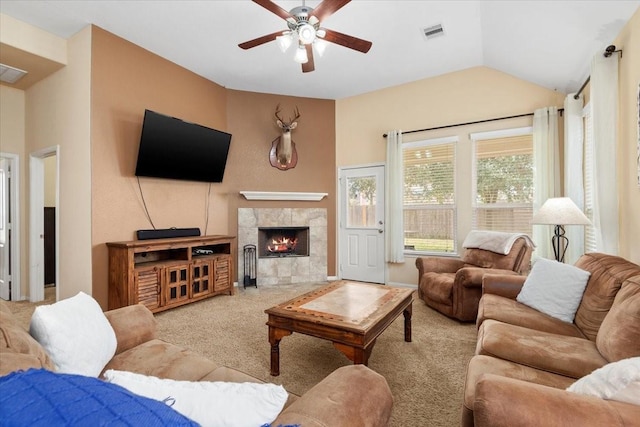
[29, 147, 59, 302]
[0, 153, 20, 301]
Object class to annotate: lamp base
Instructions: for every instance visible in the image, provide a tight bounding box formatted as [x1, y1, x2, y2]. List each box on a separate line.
[552, 224, 568, 263]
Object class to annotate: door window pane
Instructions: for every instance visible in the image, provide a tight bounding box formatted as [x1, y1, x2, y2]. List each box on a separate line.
[347, 176, 376, 227]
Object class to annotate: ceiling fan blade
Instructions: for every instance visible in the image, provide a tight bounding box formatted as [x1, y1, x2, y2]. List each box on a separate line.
[252, 0, 293, 21]
[238, 31, 284, 50]
[302, 44, 315, 73]
[310, 0, 351, 23]
[322, 28, 372, 53]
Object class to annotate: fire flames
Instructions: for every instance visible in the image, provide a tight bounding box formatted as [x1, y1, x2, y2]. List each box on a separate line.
[267, 236, 298, 253]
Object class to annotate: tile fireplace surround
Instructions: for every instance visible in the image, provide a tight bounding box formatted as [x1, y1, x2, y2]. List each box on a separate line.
[238, 208, 327, 286]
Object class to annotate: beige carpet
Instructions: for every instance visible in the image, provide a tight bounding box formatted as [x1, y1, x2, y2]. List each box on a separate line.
[156, 282, 477, 426]
[7, 283, 477, 427]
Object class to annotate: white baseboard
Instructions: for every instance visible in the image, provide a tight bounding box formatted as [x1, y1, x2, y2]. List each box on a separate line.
[327, 276, 339, 281]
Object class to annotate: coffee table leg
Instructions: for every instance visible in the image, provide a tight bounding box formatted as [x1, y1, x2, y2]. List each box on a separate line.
[333, 342, 374, 365]
[269, 327, 292, 376]
[404, 303, 412, 342]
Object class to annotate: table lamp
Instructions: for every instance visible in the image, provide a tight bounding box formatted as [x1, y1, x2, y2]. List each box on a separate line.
[532, 197, 591, 263]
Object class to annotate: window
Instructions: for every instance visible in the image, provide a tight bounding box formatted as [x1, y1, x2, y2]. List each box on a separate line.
[403, 137, 457, 254]
[471, 128, 533, 235]
[583, 103, 597, 252]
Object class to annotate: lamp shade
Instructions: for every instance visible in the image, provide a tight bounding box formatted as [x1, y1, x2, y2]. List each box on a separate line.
[276, 33, 293, 52]
[532, 197, 591, 225]
[293, 45, 308, 63]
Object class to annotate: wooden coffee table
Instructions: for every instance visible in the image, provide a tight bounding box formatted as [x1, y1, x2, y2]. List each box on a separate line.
[265, 281, 413, 376]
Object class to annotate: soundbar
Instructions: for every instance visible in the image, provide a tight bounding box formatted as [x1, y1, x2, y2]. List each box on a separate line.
[136, 228, 201, 240]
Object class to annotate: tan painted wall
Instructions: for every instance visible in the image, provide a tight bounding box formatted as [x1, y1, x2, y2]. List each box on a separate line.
[0, 14, 66, 91]
[89, 27, 337, 309]
[336, 66, 566, 285]
[90, 27, 229, 308]
[44, 156, 57, 207]
[225, 90, 336, 276]
[615, 7, 640, 264]
[0, 85, 27, 298]
[25, 26, 92, 300]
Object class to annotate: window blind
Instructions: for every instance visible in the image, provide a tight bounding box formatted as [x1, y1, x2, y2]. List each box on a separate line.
[403, 138, 457, 253]
[583, 104, 597, 252]
[473, 133, 534, 235]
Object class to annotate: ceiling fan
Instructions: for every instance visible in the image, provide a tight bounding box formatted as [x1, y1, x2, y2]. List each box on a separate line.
[238, 0, 372, 73]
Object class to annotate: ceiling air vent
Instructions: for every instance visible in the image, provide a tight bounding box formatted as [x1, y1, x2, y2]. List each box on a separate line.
[422, 24, 444, 40]
[0, 63, 28, 84]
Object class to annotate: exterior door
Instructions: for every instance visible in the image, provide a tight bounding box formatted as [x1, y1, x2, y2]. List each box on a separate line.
[0, 158, 9, 300]
[339, 165, 385, 283]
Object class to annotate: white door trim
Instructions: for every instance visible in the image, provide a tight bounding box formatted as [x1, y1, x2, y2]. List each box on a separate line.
[0, 153, 21, 301]
[29, 146, 59, 302]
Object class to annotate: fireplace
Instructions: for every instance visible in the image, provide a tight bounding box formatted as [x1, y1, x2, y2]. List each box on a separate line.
[258, 227, 310, 258]
[238, 208, 327, 286]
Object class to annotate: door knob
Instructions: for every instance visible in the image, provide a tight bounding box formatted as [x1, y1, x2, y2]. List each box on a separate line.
[378, 229, 383, 234]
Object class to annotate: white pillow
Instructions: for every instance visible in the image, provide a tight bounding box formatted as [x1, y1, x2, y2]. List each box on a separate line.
[29, 291, 117, 377]
[103, 370, 288, 427]
[567, 357, 640, 405]
[516, 258, 591, 323]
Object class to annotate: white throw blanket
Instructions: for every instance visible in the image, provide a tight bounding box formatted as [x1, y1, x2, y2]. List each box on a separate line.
[462, 231, 535, 255]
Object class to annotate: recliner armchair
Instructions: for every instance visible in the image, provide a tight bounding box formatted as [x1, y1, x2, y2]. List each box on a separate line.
[415, 232, 533, 322]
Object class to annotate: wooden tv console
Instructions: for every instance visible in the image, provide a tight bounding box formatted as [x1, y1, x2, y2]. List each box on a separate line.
[107, 235, 236, 313]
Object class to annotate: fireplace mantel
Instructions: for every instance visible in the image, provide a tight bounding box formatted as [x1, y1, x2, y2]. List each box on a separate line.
[240, 191, 328, 201]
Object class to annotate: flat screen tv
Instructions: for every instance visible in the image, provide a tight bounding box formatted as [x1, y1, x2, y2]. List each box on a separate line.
[135, 109, 232, 183]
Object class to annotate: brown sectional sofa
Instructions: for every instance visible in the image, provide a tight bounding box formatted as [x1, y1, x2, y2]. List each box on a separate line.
[0, 300, 394, 426]
[462, 252, 640, 426]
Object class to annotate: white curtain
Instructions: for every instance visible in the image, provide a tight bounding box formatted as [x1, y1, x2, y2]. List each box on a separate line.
[532, 107, 560, 260]
[564, 94, 585, 264]
[590, 53, 619, 255]
[385, 130, 404, 263]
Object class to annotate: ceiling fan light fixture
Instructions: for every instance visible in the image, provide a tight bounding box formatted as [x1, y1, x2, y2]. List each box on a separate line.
[276, 32, 293, 52]
[313, 38, 328, 57]
[297, 23, 316, 44]
[293, 45, 308, 63]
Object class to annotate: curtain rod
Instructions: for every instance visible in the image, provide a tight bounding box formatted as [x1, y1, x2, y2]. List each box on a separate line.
[384, 44, 623, 137]
[573, 76, 590, 100]
[573, 45, 622, 100]
[382, 109, 564, 138]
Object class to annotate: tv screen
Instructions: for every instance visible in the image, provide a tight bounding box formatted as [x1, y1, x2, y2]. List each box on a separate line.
[135, 109, 232, 183]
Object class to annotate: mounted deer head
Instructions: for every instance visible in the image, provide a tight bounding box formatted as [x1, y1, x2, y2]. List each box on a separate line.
[271, 104, 301, 170]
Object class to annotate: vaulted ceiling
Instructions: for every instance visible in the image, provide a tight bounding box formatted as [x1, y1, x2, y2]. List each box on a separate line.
[1, 1, 638, 99]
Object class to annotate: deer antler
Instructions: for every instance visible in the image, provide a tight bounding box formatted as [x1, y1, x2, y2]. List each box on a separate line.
[274, 104, 284, 123]
[290, 106, 301, 123]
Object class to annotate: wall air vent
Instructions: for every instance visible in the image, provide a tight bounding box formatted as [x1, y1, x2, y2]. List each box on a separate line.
[0, 63, 28, 84]
[422, 24, 445, 40]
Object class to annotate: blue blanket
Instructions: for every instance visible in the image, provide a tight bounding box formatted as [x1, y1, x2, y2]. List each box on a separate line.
[0, 369, 198, 426]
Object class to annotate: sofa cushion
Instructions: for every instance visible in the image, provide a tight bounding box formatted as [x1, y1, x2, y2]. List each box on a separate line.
[476, 294, 586, 338]
[463, 355, 575, 411]
[516, 258, 590, 323]
[596, 276, 640, 362]
[476, 319, 607, 379]
[422, 272, 455, 304]
[0, 369, 197, 426]
[573, 253, 640, 341]
[29, 292, 117, 377]
[567, 357, 640, 405]
[104, 338, 220, 380]
[104, 369, 288, 427]
[0, 310, 55, 376]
